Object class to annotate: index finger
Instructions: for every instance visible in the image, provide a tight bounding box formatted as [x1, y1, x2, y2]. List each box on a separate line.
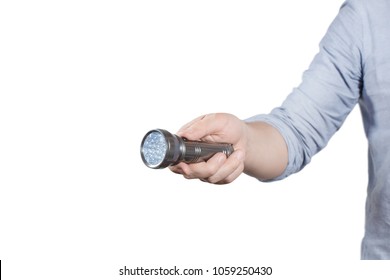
[177, 113, 226, 142]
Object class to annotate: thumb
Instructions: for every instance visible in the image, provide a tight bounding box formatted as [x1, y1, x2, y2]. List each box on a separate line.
[177, 114, 219, 141]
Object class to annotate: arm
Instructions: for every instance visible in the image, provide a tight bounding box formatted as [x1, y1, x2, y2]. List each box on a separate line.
[244, 121, 288, 180]
[171, 0, 363, 184]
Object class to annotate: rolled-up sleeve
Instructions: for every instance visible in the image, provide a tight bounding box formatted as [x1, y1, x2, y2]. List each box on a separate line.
[246, 0, 364, 181]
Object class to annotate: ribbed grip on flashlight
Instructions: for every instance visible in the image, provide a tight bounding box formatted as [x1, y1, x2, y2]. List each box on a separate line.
[182, 140, 234, 164]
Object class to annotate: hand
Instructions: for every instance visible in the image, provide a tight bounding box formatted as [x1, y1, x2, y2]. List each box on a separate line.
[169, 113, 248, 184]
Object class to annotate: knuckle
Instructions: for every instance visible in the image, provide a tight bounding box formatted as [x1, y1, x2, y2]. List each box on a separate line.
[207, 176, 220, 184]
[182, 169, 195, 179]
[206, 164, 221, 177]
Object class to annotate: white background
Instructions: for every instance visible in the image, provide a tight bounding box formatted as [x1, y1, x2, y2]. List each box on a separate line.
[1, 0, 389, 279]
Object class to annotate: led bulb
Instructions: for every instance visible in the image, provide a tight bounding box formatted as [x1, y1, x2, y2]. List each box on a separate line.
[141, 131, 167, 167]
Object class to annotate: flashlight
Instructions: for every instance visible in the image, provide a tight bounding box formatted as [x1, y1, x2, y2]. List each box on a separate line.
[140, 129, 234, 169]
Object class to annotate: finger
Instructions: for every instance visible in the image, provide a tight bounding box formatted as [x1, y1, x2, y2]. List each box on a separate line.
[169, 161, 209, 180]
[169, 164, 184, 174]
[176, 115, 207, 137]
[192, 153, 228, 180]
[206, 150, 244, 184]
[178, 113, 225, 141]
[169, 162, 195, 177]
[176, 153, 227, 180]
[214, 159, 245, 184]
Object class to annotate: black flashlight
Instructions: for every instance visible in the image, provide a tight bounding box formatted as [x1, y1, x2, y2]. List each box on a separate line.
[140, 129, 234, 169]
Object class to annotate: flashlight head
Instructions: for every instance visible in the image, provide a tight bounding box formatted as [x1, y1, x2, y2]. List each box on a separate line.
[140, 129, 182, 169]
[140, 130, 167, 168]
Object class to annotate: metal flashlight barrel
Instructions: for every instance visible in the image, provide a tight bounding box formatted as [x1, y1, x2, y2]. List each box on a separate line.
[181, 140, 234, 164]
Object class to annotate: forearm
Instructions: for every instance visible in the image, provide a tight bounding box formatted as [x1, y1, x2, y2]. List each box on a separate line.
[243, 121, 288, 181]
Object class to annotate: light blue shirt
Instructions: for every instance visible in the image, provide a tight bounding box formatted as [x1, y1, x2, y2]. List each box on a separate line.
[247, 0, 390, 259]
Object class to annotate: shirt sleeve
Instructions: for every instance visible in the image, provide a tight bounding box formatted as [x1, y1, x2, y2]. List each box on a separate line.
[246, 0, 364, 181]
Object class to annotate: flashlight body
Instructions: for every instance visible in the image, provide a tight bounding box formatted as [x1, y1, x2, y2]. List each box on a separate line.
[181, 139, 234, 164]
[140, 129, 234, 169]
